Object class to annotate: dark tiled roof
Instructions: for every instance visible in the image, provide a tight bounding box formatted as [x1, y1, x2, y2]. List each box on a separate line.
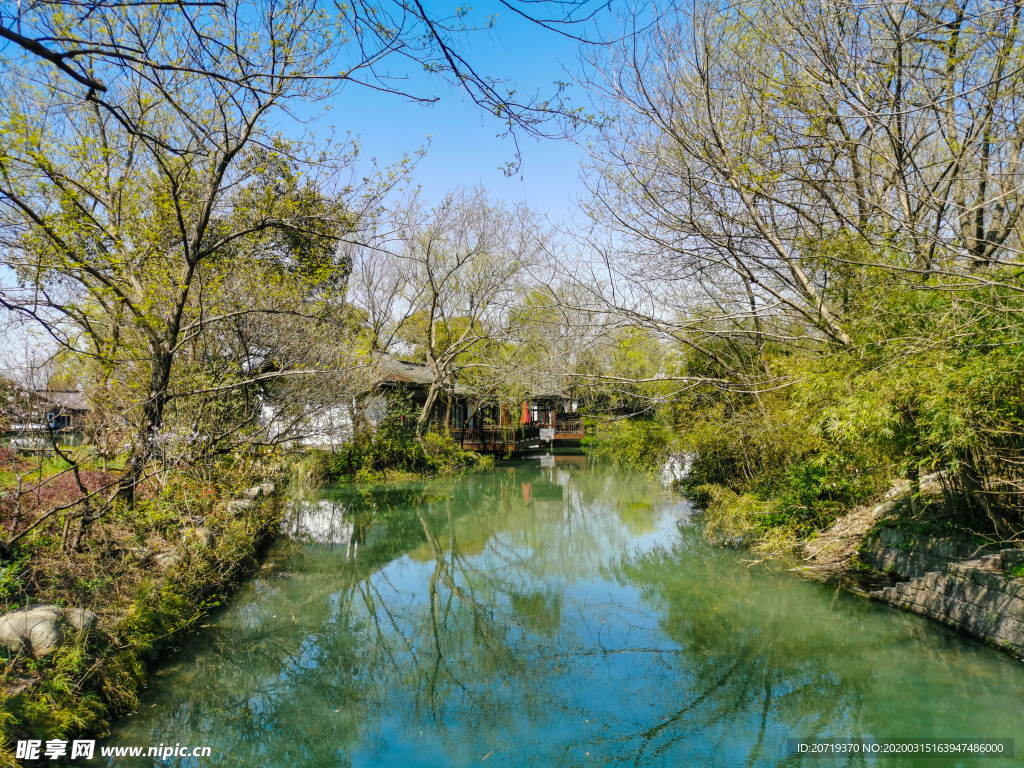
[375, 356, 435, 385]
[373, 355, 475, 395]
[35, 390, 90, 411]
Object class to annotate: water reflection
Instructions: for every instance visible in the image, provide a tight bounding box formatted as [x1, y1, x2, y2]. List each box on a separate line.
[106, 461, 1024, 767]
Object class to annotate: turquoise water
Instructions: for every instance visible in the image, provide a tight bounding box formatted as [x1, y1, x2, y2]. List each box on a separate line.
[104, 460, 1024, 766]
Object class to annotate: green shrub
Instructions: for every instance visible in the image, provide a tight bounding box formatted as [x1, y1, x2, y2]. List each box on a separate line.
[752, 454, 877, 536]
[306, 392, 490, 483]
[585, 419, 673, 473]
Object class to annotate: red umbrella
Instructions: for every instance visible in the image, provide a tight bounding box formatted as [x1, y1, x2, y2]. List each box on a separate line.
[520, 400, 530, 424]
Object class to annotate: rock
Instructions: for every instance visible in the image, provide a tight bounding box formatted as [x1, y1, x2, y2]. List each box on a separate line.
[0, 605, 98, 659]
[3, 677, 35, 697]
[180, 527, 215, 549]
[242, 481, 276, 500]
[920, 471, 945, 493]
[154, 552, 178, 570]
[1001, 549, 1024, 568]
[977, 554, 1003, 571]
[0, 607, 63, 657]
[870, 499, 897, 519]
[883, 481, 910, 500]
[226, 499, 255, 515]
[62, 607, 98, 631]
[659, 453, 693, 487]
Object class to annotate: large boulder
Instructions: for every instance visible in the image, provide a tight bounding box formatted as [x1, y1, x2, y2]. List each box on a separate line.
[226, 499, 255, 515]
[241, 481, 277, 500]
[0, 605, 98, 659]
[660, 453, 694, 487]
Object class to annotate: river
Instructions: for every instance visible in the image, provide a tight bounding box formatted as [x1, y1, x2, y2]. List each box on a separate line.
[103, 459, 1024, 766]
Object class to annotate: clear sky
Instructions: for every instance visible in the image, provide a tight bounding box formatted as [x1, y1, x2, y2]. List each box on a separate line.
[302, 1, 602, 222]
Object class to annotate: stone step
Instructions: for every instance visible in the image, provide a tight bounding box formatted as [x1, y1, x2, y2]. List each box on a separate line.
[1001, 549, 1024, 567]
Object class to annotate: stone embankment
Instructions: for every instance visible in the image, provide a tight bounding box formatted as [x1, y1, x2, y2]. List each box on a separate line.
[861, 526, 996, 578]
[865, 527, 1024, 658]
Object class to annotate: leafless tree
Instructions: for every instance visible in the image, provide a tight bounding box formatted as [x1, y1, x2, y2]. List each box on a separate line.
[560, 0, 1024, 378]
[0, 0, 609, 168]
[349, 188, 551, 437]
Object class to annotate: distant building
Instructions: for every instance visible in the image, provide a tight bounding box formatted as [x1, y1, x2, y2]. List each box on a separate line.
[261, 354, 585, 452]
[34, 390, 90, 432]
[3, 389, 90, 451]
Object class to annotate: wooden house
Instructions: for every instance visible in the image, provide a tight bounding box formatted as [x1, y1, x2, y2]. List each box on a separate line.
[372, 356, 585, 452]
[35, 390, 90, 432]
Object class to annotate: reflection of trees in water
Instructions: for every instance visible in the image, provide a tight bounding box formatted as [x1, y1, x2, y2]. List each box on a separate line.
[601, 534, 1024, 767]
[108, 465, 685, 767]
[108, 466, 1024, 767]
[132, 466, 988, 768]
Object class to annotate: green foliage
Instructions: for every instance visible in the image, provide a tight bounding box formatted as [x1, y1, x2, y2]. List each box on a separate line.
[307, 392, 490, 483]
[0, 468, 283, 765]
[622, 250, 1024, 548]
[753, 456, 877, 535]
[0, 557, 27, 605]
[584, 419, 673, 473]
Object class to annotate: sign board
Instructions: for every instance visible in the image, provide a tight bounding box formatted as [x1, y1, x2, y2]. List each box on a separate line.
[540, 428, 555, 441]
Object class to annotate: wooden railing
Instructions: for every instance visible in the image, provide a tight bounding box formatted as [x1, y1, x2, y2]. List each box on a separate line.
[555, 420, 584, 434]
[449, 420, 584, 447]
[450, 425, 538, 445]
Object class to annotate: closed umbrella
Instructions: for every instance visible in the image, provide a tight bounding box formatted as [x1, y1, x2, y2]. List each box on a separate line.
[520, 400, 530, 424]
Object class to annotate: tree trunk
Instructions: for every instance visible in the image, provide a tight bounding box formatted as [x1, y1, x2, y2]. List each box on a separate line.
[416, 381, 443, 441]
[116, 349, 173, 505]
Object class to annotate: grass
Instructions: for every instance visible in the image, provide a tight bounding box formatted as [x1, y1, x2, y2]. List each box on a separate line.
[0, 465, 284, 768]
[0, 455, 75, 489]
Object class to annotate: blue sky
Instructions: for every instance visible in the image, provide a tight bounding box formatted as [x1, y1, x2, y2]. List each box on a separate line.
[302, 1, 604, 221]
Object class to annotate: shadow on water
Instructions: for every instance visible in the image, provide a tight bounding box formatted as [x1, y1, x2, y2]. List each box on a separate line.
[104, 460, 1024, 767]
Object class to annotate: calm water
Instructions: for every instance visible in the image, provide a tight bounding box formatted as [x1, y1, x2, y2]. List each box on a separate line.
[104, 460, 1024, 767]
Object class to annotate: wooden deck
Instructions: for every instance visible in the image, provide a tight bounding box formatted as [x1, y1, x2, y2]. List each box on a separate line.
[452, 420, 585, 452]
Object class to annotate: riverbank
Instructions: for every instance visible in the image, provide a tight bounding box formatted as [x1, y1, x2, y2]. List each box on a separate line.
[600, 437, 1024, 658]
[301, 429, 493, 484]
[706, 470, 1024, 660]
[0, 470, 284, 768]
